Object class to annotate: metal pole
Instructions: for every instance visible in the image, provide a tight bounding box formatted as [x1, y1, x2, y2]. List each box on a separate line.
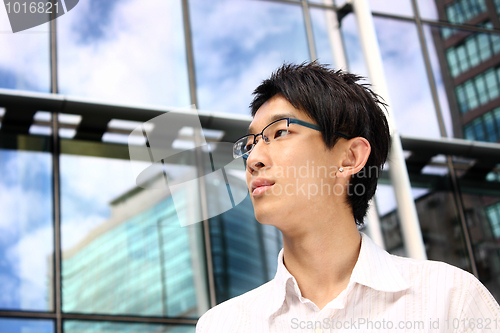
[410, 0, 478, 277]
[323, 0, 348, 70]
[49, 2, 63, 332]
[323, 0, 385, 243]
[157, 220, 167, 316]
[301, 0, 318, 61]
[181, 0, 216, 308]
[365, 198, 386, 249]
[351, 0, 427, 259]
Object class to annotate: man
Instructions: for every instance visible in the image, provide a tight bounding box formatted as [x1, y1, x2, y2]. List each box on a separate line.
[196, 63, 500, 332]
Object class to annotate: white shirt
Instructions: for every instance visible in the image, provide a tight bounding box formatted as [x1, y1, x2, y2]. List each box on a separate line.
[196, 232, 500, 332]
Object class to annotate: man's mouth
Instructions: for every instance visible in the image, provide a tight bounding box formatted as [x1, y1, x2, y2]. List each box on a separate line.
[250, 178, 275, 197]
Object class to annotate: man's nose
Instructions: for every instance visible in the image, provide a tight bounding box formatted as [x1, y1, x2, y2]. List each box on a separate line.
[246, 138, 269, 173]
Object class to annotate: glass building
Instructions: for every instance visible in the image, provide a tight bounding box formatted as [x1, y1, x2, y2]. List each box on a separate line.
[0, 0, 499, 332]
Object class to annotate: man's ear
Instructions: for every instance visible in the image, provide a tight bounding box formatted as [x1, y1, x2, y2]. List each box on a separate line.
[337, 137, 371, 178]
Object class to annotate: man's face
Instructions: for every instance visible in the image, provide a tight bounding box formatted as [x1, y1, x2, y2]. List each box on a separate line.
[246, 95, 343, 230]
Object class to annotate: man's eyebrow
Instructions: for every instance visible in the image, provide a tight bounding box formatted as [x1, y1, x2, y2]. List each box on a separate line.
[247, 113, 296, 133]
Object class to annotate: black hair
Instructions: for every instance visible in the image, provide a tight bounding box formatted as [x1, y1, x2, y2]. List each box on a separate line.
[250, 62, 390, 225]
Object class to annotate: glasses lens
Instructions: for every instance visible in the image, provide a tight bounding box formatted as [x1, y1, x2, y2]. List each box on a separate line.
[262, 119, 289, 143]
[233, 135, 254, 158]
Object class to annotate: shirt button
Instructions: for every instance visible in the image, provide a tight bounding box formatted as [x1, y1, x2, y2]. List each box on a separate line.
[314, 328, 323, 333]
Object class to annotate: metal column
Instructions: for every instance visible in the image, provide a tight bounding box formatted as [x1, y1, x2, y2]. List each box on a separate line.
[351, 0, 427, 259]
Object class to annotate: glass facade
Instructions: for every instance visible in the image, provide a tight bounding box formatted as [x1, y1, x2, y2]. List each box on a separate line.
[445, 0, 487, 25]
[455, 68, 500, 113]
[0, 136, 54, 312]
[64, 321, 194, 333]
[486, 202, 500, 238]
[0, 318, 54, 333]
[446, 23, 500, 78]
[463, 107, 500, 141]
[1, 0, 500, 331]
[56, 0, 190, 107]
[0, 15, 50, 92]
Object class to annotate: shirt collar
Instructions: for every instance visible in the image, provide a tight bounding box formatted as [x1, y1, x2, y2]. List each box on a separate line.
[265, 232, 411, 319]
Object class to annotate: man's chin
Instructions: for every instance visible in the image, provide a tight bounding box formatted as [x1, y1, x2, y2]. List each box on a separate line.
[252, 201, 280, 225]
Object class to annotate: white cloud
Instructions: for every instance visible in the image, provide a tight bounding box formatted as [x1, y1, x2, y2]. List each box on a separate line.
[60, 155, 137, 207]
[0, 273, 18, 307]
[55, 0, 189, 107]
[5, 225, 53, 309]
[197, 50, 285, 115]
[340, 16, 442, 139]
[0, 17, 50, 90]
[59, 155, 142, 249]
[190, 1, 310, 114]
[61, 214, 106, 251]
[0, 152, 52, 240]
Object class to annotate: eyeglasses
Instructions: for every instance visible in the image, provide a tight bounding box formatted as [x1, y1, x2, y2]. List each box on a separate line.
[233, 117, 351, 159]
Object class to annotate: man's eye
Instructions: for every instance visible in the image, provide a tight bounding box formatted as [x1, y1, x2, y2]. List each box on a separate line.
[274, 129, 288, 139]
[245, 143, 254, 152]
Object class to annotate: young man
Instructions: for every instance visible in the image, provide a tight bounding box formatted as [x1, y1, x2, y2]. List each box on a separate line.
[196, 63, 500, 332]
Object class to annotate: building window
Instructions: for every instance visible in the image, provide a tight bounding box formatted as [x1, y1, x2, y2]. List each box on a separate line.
[463, 107, 500, 142]
[494, 0, 500, 16]
[455, 68, 500, 113]
[446, 22, 500, 78]
[486, 203, 500, 239]
[445, 0, 487, 25]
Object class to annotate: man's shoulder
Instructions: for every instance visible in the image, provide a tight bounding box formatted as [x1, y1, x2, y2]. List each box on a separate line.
[389, 252, 476, 286]
[388, 253, 498, 305]
[390, 253, 471, 275]
[196, 280, 274, 332]
[209, 279, 274, 312]
[392, 254, 500, 317]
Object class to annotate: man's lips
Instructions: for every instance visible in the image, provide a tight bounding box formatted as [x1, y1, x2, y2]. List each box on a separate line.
[250, 178, 275, 197]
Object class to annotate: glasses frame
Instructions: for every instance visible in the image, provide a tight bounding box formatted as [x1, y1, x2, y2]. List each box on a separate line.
[233, 117, 352, 159]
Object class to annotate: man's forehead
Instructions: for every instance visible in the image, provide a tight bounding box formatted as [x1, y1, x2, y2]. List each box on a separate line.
[247, 112, 296, 134]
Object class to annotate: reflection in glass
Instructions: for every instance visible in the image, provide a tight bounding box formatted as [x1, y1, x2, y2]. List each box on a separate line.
[0, 139, 53, 311]
[425, 22, 500, 142]
[0, 12, 50, 92]
[373, 17, 441, 138]
[57, 0, 190, 107]
[210, 195, 282, 304]
[338, 14, 369, 78]
[379, 173, 472, 272]
[60, 154, 207, 317]
[416, 0, 439, 21]
[445, 23, 500, 78]
[309, 8, 337, 67]
[456, 68, 500, 113]
[463, 107, 500, 141]
[368, 0, 413, 17]
[189, 0, 310, 115]
[0, 318, 54, 333]
[64, 321, 194, 333]
[444, 0, 486, 25]
[457, 190, 500, 301]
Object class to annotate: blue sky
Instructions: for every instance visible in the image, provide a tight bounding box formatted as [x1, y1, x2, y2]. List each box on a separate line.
[0, 150, 53, 311]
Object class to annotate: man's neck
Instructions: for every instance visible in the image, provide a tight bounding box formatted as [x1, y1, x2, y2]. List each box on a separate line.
[281, 218, 361, 310]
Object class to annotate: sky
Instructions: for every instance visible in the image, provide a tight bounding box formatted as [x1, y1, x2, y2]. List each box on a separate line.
[0, 150, 53, 311]
[0, 0, 470, 311]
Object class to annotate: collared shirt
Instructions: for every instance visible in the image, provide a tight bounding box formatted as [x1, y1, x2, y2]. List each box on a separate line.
[196, 233, 500, 332]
